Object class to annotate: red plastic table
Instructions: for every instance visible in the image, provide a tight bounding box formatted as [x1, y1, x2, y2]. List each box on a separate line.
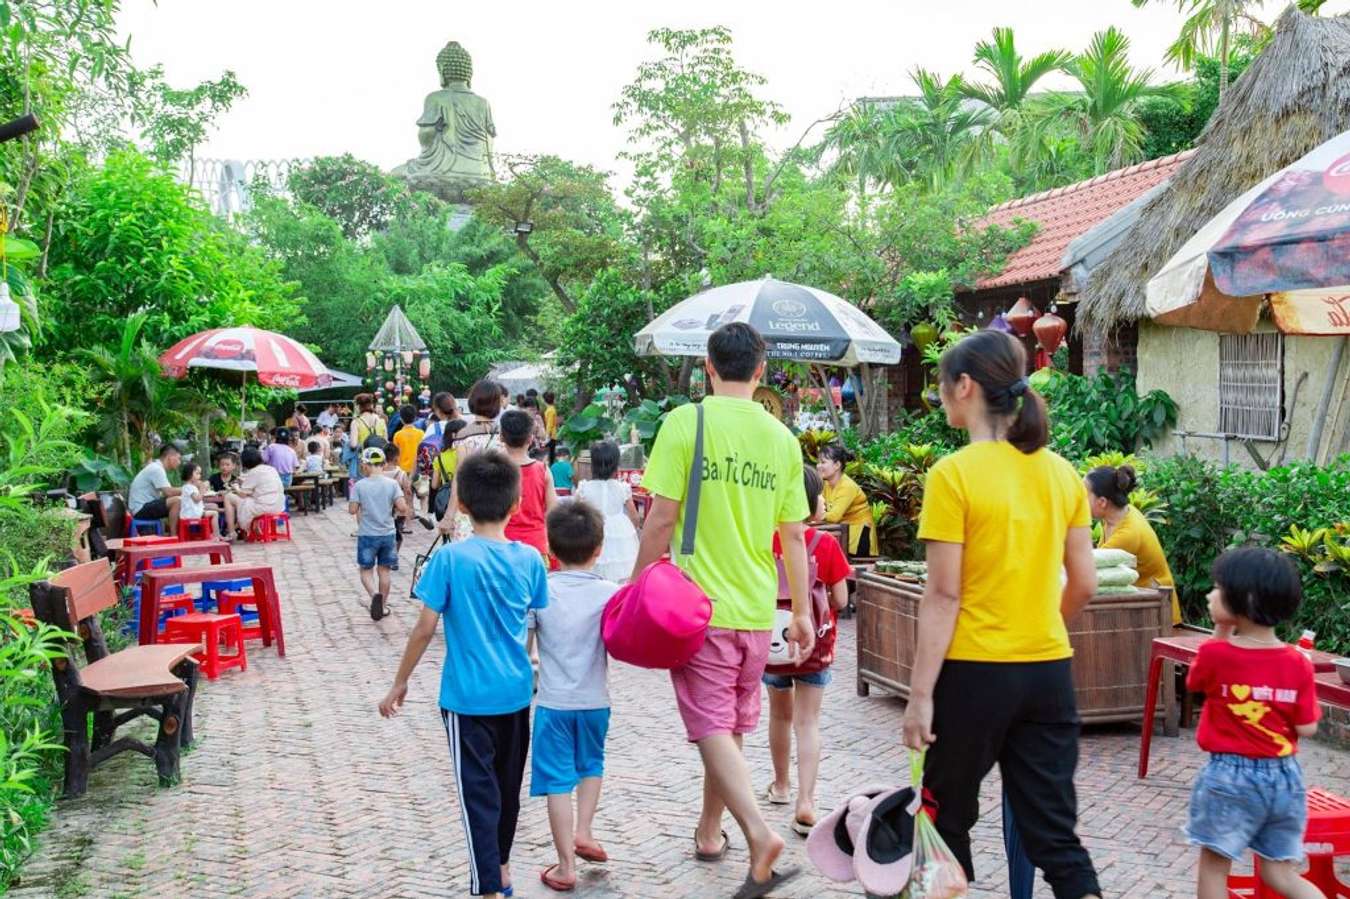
[139, 563, 283, 656]
[1138, 634, 1342, 777]
[116, 539, 232, 585]
[1316, 671, 1350, 709]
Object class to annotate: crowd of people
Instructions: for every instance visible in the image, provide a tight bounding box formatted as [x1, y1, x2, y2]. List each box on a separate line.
[125, 326, 1326, 899]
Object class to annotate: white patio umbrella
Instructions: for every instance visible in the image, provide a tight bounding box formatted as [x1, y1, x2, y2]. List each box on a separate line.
[634, 277, 902, 366]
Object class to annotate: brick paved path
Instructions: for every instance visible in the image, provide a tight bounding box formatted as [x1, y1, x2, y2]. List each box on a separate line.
[12, 507, 1349, 898]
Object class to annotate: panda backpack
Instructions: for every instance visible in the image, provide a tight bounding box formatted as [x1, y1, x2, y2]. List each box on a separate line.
[764, 530, 834, 675]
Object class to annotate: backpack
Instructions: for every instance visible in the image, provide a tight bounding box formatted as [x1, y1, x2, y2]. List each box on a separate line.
[602, 404, 712, 669]
[764, 530, 836, 675]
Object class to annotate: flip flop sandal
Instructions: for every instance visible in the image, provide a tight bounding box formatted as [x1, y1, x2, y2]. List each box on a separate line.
[762, 785, 790, 805]
[693, 829, 730, 862]
[574, 841, 609, 863]
[501, 888, 513, 898]
[539, 865, 575, 893]
[791, 817, 815, 837]
[732, 865, 801, 899]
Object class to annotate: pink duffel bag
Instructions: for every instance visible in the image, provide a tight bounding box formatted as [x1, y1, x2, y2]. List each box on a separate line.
[602, 403, 712, 669]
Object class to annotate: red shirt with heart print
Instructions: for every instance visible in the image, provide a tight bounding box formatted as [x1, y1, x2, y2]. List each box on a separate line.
[1186, 639, 1320, 758]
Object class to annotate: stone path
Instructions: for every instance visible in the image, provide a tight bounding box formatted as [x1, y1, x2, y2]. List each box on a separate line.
[11, 506, 1350, 898]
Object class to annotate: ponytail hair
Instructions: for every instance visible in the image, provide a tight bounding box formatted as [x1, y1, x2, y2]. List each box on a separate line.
[1085, 464, 1137, 508]
[937, 330, 1048, 454]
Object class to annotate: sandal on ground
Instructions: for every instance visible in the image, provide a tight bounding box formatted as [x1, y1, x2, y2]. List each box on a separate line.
[369, 593, 385, 621]
[762, 784, 790, 805]
[693, 829, 730, 862]
[791, 817, 815, 837]
[539, 864, 575, 892]
[732, 865, 801, 899]
[501, 885, 513, 897]
[574, 840, 608, 863]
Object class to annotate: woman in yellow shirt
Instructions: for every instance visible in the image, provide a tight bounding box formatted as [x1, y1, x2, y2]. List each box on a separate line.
[902, 330, 1102, 899]
[1085, 465, 1180, 625]
[816, 444, 878, 556]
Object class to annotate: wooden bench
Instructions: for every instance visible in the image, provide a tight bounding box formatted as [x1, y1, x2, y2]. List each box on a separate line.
[29, 560, 199, 798]
[317, 478, 339, 510]
[285, 484, 316, 515]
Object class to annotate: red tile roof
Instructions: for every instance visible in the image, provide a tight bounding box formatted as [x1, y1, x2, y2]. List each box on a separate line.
[971, 150, 1195, 290]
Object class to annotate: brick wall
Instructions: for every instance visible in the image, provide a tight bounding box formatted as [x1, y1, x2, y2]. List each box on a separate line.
[1082, 322, 1139, 376]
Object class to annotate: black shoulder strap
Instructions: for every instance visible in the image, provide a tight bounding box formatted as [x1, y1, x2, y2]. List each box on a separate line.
[679, 403, 704, 557]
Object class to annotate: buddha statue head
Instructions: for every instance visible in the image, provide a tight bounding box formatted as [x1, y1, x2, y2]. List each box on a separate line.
[437, 41, 473, 88]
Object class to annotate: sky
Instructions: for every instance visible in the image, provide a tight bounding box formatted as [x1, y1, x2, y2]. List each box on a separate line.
[115, 0, 1350, 186]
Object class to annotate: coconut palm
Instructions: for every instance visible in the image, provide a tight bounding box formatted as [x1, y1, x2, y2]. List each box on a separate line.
[815, 101, 911, 196]
[1041, 27, 1173, 176]
[1132, 0, 1328, 92]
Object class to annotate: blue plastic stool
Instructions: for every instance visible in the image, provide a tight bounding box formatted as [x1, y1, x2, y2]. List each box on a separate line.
[123, 584, 188, 636]
[128, 517, 165, 537]
[198, 578, 254, 613]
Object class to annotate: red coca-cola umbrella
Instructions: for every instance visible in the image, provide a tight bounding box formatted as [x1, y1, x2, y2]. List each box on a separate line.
[159, 326, 332, 430]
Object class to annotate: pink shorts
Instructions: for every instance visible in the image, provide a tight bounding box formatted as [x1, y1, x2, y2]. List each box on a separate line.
[671, 627, 772, 743]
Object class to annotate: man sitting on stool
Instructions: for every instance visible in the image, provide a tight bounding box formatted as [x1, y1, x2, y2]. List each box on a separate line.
[128, 444, 183, 534]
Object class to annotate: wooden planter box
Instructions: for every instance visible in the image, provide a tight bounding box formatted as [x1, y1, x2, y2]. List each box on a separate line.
[855, 572, 1170, 724]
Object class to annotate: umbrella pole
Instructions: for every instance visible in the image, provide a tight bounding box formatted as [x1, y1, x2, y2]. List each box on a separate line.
[241, 382, 247, 438]
[813, 365, 843, 434]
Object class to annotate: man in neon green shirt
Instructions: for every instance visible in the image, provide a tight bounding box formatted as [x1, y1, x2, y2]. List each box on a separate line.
[633, 322, 812, 897]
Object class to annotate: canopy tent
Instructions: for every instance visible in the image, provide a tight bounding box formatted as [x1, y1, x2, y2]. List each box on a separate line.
[488, 359, 558, 396]
[369, 304, 427, 353]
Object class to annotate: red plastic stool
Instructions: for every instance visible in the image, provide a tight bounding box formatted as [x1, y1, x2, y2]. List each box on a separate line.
[162, 612, 247, 679]
[1227, 787, 1350, 898]
[247, 512, 292, 543]
[177, 516, 216, 541]
[216, 589, 272, 643]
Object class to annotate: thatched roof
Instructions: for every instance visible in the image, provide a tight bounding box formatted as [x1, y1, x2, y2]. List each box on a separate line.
[1079, 9, 1350, 334]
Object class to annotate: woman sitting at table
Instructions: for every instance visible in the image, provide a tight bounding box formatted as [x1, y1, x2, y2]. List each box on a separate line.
[223, 447, 286, 540]
[816, 442, 878, 556]
[1085, 464, 1180, 625]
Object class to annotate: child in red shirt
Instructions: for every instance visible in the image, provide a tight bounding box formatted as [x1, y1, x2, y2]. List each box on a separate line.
[498, 410, 555, 560]
[761, 466, 850, 837]
[1185, 547, 1322, 899]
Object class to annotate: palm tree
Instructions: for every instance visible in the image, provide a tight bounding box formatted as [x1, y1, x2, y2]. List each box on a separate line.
[1132, 0, 1327, 93]
[898, 68, 994, 189]
[816, 102, 909, 196]
[79, 313, 160, 466]
[960, 27, 1073, 175]
[1045, 27, 1173, 176]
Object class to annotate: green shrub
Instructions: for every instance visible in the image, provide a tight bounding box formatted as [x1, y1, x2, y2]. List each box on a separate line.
[1040, 368, 1177, 460]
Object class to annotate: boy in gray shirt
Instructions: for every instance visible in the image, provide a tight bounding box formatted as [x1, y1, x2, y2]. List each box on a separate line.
[528, 501, 617, 891]
[349, 446, 408, 622]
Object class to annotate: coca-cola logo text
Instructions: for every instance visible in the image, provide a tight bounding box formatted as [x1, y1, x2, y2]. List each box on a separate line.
[1323, 152, 1350, 195]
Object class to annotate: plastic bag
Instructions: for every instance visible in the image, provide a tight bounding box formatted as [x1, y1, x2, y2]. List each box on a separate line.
[899, 750, 968, 899]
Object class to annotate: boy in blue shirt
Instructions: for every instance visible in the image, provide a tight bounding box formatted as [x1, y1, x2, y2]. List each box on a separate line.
[379, 450, 548, 899]
[549, 445, 574, 492]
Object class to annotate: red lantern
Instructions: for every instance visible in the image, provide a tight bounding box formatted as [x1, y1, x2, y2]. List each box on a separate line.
[1033, 312, 1068, 356]
[384, 380, 395, 392]
[1006, 297, 1038, 337]
[418, 356, 431, 380]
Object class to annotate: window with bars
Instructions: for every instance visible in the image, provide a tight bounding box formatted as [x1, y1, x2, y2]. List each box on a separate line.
[1218, 332, 1284, 440]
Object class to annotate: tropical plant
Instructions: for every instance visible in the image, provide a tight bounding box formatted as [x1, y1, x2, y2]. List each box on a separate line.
[621, 395, 688, 453]
[1039, 367, 1178, 459]
[961, 27, 1072, 171]
[1041, 27, 1174, 174]
[557, 402, 616, 453]
[894, 69, 994, 189]
[77, 313, 159, 466]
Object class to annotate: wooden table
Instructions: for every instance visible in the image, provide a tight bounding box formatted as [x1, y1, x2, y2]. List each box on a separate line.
[1138, 634, 1344, 777]
[116, 539, 233, 585]
[1315, 671, 1350, 709]
[855, 572, 1172, 725]
[140, 563, 284, 655]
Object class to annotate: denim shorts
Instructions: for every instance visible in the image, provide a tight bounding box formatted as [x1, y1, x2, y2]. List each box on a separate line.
[1186, 753, 1307, 862]
[530, 706, 610, 797]
[356, 534, 398, 570]
[762, 667, 833, 689]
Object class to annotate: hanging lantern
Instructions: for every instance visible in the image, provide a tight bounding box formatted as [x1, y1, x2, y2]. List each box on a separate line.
[987, 313, 1014, 334]
[401, 350, 414, 365]
[384, 380, 395, 392]
[402, 385, 414, 397]
[366, 352, 376, 370]
[418, 355, 431, 380]
[1006, 297, 1038, 337]
[1033, 311, 1068, 356]
[910, 322, 938, 353]
[382, 355, 394, 372]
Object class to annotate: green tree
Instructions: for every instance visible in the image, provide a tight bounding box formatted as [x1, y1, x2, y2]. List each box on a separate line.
[382, 264, 512, 393]
[129, 65, 246, 181]
[1137, 47, 1256, 158]
[961, 27, 1073, 176]
[1131, 0, 1325, 93]
[287, 154, 411, 241]
[894, 69, 994, 189]
[1044, 27, 1173, 175]
[43, 150, 302, 355]
[77, 313, 158, 465]
[814, 102, 906, 196]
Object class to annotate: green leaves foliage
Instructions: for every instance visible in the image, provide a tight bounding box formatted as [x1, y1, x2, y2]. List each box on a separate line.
[1039, 367, 1177, 457]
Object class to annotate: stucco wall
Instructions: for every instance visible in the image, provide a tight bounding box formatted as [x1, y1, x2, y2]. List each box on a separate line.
[1137, 321, 1348, 468]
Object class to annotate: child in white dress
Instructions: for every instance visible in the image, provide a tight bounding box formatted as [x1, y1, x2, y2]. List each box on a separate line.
[574, 440, 641, 582]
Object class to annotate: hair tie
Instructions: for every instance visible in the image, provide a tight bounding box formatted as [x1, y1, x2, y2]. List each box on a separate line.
[1007, 378, 1029, 398]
